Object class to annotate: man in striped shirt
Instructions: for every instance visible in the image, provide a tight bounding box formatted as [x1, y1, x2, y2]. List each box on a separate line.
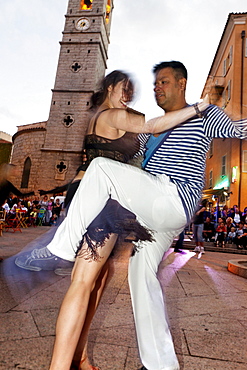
[130, 61, 246, 369]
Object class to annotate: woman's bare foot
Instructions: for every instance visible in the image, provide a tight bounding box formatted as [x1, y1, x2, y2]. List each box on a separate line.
[71, 357, 100, 370]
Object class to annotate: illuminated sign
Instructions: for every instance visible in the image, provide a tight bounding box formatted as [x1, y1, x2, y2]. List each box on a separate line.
[231, 166, 238, 183]
[213, 176, 229, 189]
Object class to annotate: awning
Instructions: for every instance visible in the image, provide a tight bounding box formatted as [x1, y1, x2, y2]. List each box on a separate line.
[202, 188, 226, 200]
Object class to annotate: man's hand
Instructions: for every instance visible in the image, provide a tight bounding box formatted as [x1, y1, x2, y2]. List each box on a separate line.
[203, 94, 210, 104]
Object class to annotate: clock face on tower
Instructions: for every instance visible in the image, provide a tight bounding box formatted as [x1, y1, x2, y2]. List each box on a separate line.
[75, 18, 91, 31]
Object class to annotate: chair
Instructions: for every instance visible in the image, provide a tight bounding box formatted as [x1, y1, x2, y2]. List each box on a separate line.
[28, 211, 38, 227]
[16, 210, 28, 228]
[37, 209, 46, 226]
[4, 213, 22, 233]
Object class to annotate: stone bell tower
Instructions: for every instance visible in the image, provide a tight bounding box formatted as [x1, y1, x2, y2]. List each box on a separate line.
[11, 0, 113, 192]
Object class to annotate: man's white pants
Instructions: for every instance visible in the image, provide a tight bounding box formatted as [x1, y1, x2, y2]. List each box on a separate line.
[47, 157, 186, 370]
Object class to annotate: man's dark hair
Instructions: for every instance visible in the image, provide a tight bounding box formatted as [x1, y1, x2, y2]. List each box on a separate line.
[153, 61, 188, 81]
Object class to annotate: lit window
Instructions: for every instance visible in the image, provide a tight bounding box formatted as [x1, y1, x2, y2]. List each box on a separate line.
[80, 0, 93, 10]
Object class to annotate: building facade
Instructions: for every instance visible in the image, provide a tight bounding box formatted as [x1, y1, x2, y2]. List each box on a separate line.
[201, 12, 247, 210]
[11, 0, 113, 193]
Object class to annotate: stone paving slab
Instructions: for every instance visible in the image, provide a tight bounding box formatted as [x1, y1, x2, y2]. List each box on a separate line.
[0, 227, 247, 369]
[0, 311, 40, 342]
[0, 336, 54, 370]
[185, 330, 247, 362]
[170, 314, 245, 335]
[179, 355, 247, 370]
[30, 308, 58, 337]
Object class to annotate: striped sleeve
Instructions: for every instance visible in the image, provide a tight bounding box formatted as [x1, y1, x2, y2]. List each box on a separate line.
[203, 105, 247, 139]
[232, 118, 247, 138]
[133, 133, 150, 158]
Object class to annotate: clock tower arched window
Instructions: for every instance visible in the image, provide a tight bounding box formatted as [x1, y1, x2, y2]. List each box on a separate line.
[21, 157, 31, 189]
[80, 0, 93, 10]
[106, 0, 111, 23]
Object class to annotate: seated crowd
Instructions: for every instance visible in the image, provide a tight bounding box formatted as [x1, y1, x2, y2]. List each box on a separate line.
[1, 194, 63, 227]
[2, 192, 247, 251]
[201, 205, 247, 250]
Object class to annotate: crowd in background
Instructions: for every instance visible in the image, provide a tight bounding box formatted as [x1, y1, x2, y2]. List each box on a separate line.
[199, 204, 247, 250]
[1, 190, 247, 251]
[1, 194, 64, 227]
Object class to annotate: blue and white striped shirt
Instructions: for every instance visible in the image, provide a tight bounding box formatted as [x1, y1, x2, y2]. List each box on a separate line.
[138, 105, 247, 222]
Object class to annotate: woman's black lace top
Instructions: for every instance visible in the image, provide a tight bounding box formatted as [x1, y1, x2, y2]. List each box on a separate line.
[77, 131, 140, 172]
[75, 110, 153, 260]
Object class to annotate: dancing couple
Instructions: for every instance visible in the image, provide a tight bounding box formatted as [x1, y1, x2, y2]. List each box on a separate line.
[16, 61, 247, 370]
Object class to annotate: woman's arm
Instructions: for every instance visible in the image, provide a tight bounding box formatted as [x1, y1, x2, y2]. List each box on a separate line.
[106, 99, 209, 134]
[146, 101, 209, 133]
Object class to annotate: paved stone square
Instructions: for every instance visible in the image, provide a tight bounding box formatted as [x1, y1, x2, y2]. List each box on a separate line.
[0, 227, 247, 369]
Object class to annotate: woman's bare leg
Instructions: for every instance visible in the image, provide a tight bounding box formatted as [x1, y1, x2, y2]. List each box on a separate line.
[72, 260, 110, 369]
[49, 233, 118, 370]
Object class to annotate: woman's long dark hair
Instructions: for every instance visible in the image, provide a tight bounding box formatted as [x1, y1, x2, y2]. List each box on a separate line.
[90, 70, 134, 109]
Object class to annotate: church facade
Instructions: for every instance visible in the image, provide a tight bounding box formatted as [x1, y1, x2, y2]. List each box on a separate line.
[11, 0, 113, 193]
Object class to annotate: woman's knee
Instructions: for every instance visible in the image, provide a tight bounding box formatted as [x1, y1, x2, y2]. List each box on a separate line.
[71, 259, 102, 288]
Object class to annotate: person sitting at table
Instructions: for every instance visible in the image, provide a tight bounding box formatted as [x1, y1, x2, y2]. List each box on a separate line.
[203, 216, 215, 242]
[1, 200, 10, 214]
